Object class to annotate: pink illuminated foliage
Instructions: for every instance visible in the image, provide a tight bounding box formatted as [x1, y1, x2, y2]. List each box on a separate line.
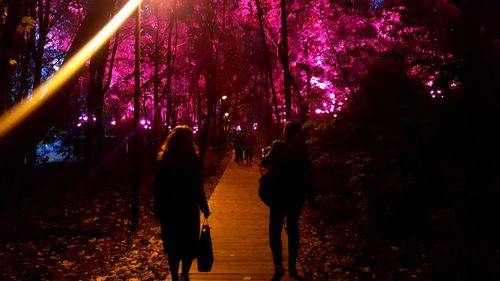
[9, 0, 461, 141]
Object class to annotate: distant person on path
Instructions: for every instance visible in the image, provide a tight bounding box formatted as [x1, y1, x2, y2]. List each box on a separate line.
[261, 120, 315, 281]
[232, 130, 244, 162]
[154, 125, 211, 281]
[244, 131, 256, 166]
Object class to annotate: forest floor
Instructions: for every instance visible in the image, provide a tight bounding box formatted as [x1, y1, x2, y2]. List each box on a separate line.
[0, 149, 431, 281]
[0, 149, 230, 281]
[298, 200, 432, 281]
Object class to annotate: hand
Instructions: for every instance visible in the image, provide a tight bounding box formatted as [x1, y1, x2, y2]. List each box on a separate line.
[204, 211, 211, 219]
[259, 166, 268, 176]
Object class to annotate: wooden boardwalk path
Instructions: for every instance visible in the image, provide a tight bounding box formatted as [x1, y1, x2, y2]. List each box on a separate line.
[174, 160, 305, 281]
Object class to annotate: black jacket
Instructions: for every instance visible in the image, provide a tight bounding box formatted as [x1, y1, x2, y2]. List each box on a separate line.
[154, 153, 209, 221]
[261, 139, 315, 206]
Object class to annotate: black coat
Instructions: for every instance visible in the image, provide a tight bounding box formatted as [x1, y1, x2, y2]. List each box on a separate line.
[154, 152, 209, 256]
[261, 139, 315, 207]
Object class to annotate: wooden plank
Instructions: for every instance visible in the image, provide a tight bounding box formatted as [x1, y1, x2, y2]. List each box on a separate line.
[167, 161, 305, 281]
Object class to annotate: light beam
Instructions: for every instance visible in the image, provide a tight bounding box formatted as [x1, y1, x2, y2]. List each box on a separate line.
[0, 0, 142, 138]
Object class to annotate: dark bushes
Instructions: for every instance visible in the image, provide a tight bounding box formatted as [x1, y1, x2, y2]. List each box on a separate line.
[308, 52, 499, 279]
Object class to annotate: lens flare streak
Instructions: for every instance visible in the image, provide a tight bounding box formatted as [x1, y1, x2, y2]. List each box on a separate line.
[0, 0, 142, 138]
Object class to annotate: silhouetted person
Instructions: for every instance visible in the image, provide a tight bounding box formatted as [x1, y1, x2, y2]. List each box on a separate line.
[244, 131, 256, 166]
[154, 125, 211, 281]
[261, 120, 315, 281]
[233, 131, 244, 162]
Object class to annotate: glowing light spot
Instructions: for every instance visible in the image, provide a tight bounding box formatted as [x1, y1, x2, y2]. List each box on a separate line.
[77, 123, 82, 127]
[253, 123, 258, 130]
[140, 119, 146, 125]
[315, 109, 322, 114]
[224, 112, 229, 117]
[92, 116, 97, 122]
[317, 82, 328, 89]
[83, 116, 89, 122]
[221, 95, 227, 100]
[111, 120, 117, 126]
[311, 76, 330, 90]
[236, 125, 242, 131]
[0, 0, 143, 138]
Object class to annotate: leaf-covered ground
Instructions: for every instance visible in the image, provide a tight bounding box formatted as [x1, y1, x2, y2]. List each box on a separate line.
[0, 150, 230, 281]
[299, 195, 432, 281]
[1, 151, 432, 281]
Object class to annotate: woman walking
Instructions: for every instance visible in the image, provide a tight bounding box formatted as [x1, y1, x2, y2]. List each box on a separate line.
[154, 125, 211, 281]
[261, 120, 315, 281]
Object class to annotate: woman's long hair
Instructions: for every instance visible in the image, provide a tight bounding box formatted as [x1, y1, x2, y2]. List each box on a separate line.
[157, 125, 197, 160]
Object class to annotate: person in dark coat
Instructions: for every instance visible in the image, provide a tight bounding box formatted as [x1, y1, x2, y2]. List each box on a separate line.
[244, 131, 256, 166]
[261, 120, 315, 281]
[232, 130, 244, 162]
[154, 125, 211, 281]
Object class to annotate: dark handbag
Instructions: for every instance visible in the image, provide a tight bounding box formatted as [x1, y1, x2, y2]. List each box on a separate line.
[197, 221, 214, 272]
[258, 171, 274, 207]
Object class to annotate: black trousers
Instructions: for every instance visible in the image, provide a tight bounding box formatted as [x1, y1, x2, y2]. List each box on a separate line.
[244, 148, 254, 165]
[269, 203, 303, 270]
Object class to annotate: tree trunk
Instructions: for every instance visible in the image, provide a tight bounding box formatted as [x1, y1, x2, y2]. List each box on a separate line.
[131, 1, 141, 233]
[199, 0, 227, 162]
[280, 0, 292, 119]
[165, 1, 178, 130]
[86, 36, 110, 167]
[33, 0, 50, 88]
[255, 0, 281, 124]
[152, 2, 162, 151]
[211, 0, 226, 152]
[165, 12, 176, 128]
[0, 0, 22, 113]
[0, 0, 121, 176]
[103, 31, 120, 95]
[85, 0, 114, 167]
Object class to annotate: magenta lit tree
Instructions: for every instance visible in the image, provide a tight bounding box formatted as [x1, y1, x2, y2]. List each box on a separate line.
[1, 0, 464, 165]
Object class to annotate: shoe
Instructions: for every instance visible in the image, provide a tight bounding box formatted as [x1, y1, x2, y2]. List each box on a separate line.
[271, 267, 285, 281]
